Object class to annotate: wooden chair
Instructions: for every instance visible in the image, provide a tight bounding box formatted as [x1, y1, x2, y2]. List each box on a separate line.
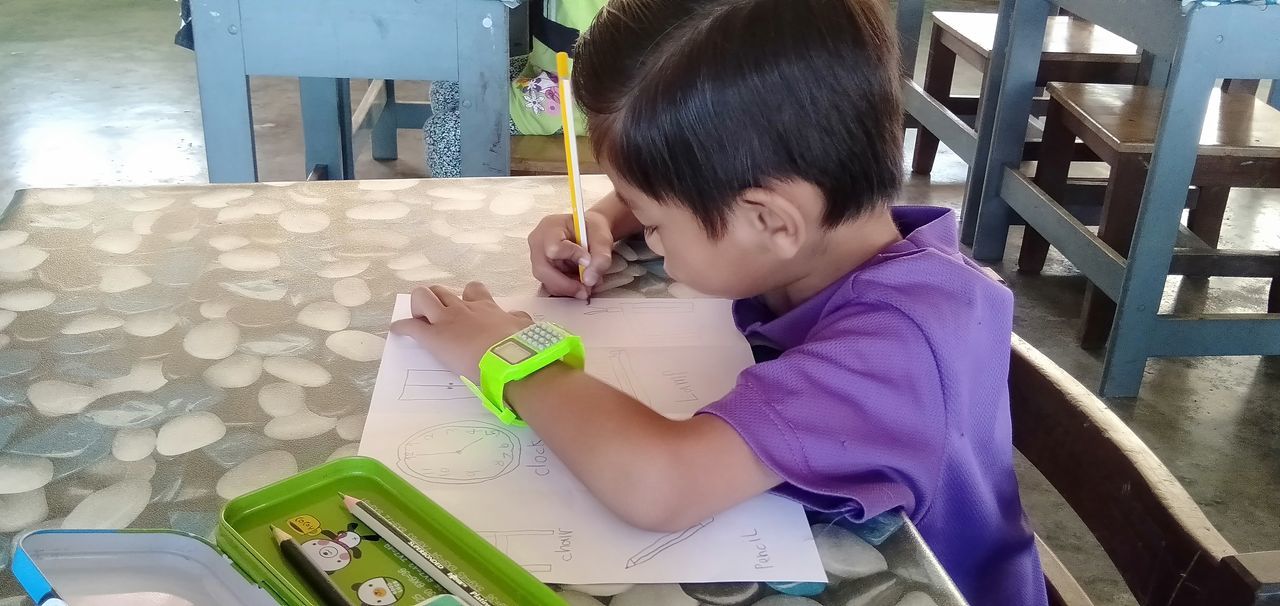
[912, 12, 1141, 175]
[1010, 335, 1280, 605]
[1017, 82, 1280, 348]
[510, 135, 601, 176]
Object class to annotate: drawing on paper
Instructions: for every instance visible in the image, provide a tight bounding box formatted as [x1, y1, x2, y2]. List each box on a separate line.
[586, 301, 699, 340]
[398, 421, 521, 485]
[601, 349, 648, 403]
[476, 529, 557, 573]
[361, 295, 828, 584]
[584, 301, 694, 316]
[625, 518, 713, 569]
[399, 369, 474, 401]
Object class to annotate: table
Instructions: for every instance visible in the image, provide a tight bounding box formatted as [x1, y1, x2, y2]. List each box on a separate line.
[957, 0, 1280, 396]
[0, 177, 966, 605]
[190, 0, 515, 183]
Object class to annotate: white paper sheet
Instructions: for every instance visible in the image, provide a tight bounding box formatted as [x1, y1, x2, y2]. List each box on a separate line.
[358, 295, 825, 585]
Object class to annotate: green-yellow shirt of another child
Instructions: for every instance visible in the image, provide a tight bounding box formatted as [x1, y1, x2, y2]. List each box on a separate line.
[510, 0, 608, 136]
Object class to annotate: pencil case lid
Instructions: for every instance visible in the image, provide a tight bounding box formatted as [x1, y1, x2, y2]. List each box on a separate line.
[12, 528, 282, 605]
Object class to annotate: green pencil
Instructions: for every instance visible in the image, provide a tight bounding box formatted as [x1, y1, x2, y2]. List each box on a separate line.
[271, 525, 355, 606]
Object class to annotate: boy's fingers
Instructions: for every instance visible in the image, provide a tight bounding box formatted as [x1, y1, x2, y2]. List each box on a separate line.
[582, 248, 614, 288]
[528, 214, 574, 247]
[532, 254, 587, 297]
[429, 285, 464, 307]
[462, 281, 493, 302]
[509, 310, 533, 321]
[585, 221, 613, 256]
[390, 318, 432, 343]
[545, 239, 590, 265]
[410, 286, 444, 322]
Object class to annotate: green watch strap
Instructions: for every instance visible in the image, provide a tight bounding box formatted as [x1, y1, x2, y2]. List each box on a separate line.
[462, 321, 584, 426]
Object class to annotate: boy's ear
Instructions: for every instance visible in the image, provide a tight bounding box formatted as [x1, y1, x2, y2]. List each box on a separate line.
[736, 183, 808, 259]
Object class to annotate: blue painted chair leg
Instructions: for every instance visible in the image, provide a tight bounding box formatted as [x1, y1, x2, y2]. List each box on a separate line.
[372, 80, 400, 161]
[456, 2, 511, 177]
[192, 0, 257, 183]
[337, 81, 354, 179]
[300, 77, 348, 180]
[1099, 15, 1217, 398]
[959, 0, 1023, 246]
[969, 0, 1052, 261]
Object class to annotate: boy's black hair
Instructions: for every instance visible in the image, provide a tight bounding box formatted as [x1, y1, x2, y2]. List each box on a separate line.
[573, 0, 903, 237]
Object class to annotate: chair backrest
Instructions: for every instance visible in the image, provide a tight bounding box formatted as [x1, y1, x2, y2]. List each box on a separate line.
[1008, 336, 1280, 605]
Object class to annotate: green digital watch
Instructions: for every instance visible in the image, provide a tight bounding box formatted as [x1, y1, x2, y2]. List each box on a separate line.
[462, 321, 585, 426]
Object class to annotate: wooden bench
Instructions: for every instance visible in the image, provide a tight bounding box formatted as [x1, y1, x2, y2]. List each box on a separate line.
[510, 135, 601, 176]
[1018, 82, 1280, 347]
[912, 12, 1140, 175]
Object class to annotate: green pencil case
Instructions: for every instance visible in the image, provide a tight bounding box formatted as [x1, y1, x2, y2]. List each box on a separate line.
[12, 456, 565, 606]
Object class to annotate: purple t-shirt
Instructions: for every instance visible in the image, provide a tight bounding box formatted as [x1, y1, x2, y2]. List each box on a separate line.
[701, 206, 1047, 606]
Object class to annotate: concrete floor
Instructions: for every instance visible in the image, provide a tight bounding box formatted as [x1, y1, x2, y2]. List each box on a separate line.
[1, 1, 1278, 605]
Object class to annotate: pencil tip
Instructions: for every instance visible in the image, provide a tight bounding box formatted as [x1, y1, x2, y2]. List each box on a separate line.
[341, 493, 359, 508]
[269, 525, 290, 543]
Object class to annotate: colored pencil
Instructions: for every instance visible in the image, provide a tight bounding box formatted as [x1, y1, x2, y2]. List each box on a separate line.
[341, 494, 490, 606]
[556, 51, 591, 299]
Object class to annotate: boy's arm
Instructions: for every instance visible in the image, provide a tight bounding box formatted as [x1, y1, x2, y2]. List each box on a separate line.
[507, 363, 781, 532]
[393, 283, 779, 533]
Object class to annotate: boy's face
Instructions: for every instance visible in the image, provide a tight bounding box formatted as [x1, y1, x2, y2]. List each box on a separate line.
[607, 169, 780, 300]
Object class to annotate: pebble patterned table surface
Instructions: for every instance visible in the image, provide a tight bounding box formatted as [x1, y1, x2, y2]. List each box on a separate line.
[0, 176, 965, 606]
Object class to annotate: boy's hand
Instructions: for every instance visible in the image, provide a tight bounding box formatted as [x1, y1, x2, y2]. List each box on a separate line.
[528, 211, 615, 299]
[391, 283, 532, 382]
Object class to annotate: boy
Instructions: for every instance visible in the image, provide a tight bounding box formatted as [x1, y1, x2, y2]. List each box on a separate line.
[395, 0, 1048, 603]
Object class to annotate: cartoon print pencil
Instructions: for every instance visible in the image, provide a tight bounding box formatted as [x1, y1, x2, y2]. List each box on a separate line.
[341, 494, 490, 606]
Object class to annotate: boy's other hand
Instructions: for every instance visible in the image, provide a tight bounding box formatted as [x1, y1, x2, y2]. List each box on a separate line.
[392, 282, 533, 382]
[528, 211, 614, 299]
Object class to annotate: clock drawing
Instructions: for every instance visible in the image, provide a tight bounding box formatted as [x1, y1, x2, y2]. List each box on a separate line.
[397, 421, 522, 484]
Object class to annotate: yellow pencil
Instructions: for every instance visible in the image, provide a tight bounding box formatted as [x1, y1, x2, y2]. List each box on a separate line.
[556, 52, 590, 293]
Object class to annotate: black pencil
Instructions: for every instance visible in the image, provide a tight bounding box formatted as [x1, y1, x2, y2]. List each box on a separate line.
[270, 525, 355, 606]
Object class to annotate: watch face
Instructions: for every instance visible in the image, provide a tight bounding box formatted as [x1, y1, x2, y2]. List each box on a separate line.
[493, 339, 534, 364]
[397, 421, 521, 484]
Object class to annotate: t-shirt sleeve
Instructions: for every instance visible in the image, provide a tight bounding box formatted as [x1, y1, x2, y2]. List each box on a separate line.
[699, 302, 947, 522]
